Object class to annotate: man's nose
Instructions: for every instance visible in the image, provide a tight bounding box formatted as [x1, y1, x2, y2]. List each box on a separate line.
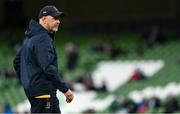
[57, 20, 60, 24]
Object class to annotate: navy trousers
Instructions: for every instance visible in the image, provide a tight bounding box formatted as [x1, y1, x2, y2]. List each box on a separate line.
[28, 93, 61, 113]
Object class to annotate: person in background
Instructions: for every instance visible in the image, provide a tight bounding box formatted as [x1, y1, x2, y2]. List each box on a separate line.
[64, 42, 79, 70]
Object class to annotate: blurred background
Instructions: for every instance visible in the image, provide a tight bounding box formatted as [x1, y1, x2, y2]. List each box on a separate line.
[0, 0, 180, 113]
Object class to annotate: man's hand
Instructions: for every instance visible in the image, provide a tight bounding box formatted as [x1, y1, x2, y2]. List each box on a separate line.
[64, 89, 74, 103]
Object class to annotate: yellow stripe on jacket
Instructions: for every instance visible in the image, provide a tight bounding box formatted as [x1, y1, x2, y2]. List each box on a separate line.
[35, 95, 51, 98]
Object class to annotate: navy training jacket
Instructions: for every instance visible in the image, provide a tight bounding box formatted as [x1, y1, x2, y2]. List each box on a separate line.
[13, 19, 69, 98]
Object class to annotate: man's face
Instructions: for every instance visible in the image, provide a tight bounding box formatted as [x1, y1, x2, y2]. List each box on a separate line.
[44, 15, 60, 32]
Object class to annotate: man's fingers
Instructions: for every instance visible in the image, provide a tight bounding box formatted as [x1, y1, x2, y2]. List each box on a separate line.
[64, 89, 74, 103]
[66, 94, 73, 103]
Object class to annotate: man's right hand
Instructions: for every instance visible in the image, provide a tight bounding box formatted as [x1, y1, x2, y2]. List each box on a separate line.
[64, 89, 74, 103]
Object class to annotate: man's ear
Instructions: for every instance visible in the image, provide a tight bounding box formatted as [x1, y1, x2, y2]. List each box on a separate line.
[41, 16, 47, 24]
[39, 16, 46, 25]
[42, 16, 46, 21]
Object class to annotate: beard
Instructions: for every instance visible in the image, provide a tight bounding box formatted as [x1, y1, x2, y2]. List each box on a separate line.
[52, 27, 58, 32]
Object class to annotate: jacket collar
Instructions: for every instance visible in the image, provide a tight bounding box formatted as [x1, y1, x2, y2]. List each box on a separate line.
[25, 19, 55, 40]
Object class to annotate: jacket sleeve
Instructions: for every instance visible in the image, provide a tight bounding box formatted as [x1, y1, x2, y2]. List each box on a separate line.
[13, 49, 21, 80]
[35, 37, 69, 93]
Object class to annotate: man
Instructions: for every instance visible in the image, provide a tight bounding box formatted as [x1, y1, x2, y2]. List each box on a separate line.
[13, 5, 74, 113]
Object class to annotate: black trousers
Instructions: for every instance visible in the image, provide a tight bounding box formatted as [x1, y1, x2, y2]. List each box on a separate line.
[28, 93, 61, 113]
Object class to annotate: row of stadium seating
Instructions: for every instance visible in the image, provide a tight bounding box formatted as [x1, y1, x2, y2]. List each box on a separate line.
[0, 33, 179, 113]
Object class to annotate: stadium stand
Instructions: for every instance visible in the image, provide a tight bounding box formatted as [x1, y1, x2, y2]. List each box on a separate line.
[0, 33, 180, 113]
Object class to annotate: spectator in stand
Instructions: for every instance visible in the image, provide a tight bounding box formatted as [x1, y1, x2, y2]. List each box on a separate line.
[148, 96, 161, 110]
[109, 97, 124, 113]
[141, 24, 166, 48]
[3, 103, 13, 114]
[90, 42, 128, 59]
[123, 98, 137, 113]
[129, 69, 147, 82]
[164, 95, 180, 113]
[64, 42, 79, 70]
[136, 99, 149, 113]
[75, 72, 107, 92]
